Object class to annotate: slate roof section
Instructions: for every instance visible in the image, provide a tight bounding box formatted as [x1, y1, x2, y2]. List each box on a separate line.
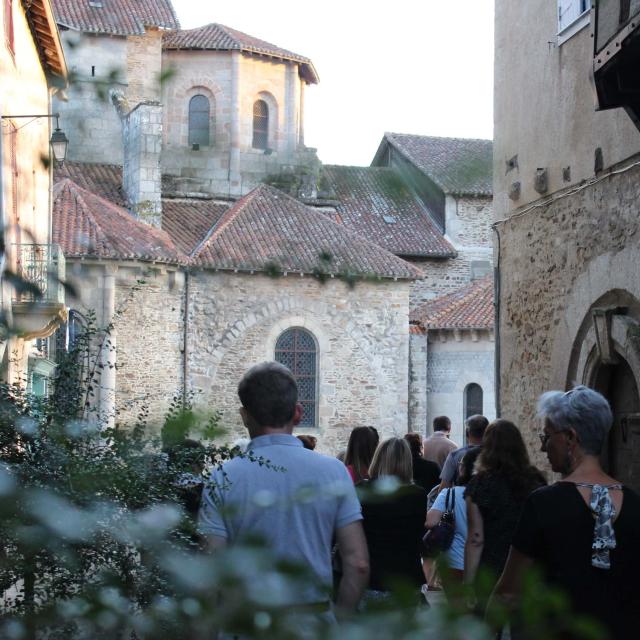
[55, 162, 127, 207]
[411, 276, 494, 330]
[53, 179, 183, 263]
[51, 0, 179, 36]
[375, 133, 493, 197]
[162, 199, 230, 255]
[191, 184, 421, 280]
[163, 23, 318, 84]
[321, 165, 455, 258]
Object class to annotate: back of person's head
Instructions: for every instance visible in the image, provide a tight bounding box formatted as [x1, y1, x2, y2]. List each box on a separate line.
[403, 432, 422, 457]
[465, 414, 489, 440]
[344, 426, 379, 482]
[457, 446, 482, 486]
[297, 434, 317, 450]
[536, 385, 613, 456]
[433, 416, 451, 432]
[369, 437, 413, 484]
[168, 438, 205, 470]
[238, 361, 298, 428]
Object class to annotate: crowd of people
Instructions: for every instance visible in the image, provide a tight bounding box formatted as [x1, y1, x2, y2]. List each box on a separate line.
[186, 362, 640, 638]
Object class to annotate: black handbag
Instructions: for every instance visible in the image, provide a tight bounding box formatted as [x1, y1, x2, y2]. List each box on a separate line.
[422, 488, 456, 557]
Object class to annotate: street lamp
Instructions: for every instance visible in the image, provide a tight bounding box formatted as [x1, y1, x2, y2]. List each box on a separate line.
[0, 113, 69, 166]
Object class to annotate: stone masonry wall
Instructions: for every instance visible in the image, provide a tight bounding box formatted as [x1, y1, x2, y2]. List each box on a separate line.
[497, 159, 640, 469]
[126, 29, 163, 105]
[187, 271, 410, 454]
[453, 196, 493, 248]
[408, 331, 428, 434]
[112, 268, 184, 428]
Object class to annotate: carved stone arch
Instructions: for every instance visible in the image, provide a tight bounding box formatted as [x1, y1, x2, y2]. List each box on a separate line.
[166, 76, 223, 147]
[567, 291, 640, 492]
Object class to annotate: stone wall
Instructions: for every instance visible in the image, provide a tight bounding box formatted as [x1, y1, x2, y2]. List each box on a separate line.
[447, 196, 493, 248]
[187, 271, 411, 453]
[496, 158, 640, 468]
[54, 32, 128, 164]
[427, 330, 496, 445]
[408, 331, 428, 434]
[126, 29, 163, 105]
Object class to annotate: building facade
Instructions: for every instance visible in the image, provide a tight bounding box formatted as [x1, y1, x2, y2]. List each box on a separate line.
[0, 0, 67, 391]
[494, 0, 640, 489]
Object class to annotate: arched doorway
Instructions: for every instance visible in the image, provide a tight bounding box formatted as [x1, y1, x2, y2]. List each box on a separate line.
[569, 298, 640, 493]
[593, 358, 640, 490]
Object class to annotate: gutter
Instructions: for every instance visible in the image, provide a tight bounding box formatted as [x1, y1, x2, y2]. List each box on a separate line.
[182, 269, 190, 409]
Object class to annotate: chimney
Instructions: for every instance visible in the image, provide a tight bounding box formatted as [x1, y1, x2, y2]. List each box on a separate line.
[112, 93, 163, 228]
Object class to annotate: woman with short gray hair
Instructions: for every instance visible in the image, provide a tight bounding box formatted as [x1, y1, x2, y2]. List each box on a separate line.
[489, 386, 640, 638]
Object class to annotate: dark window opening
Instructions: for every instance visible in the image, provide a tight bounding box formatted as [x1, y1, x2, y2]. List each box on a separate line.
[275, 328, 317, 428]
[252, 99, 269, 150]
[464, 383, 483, 420]
[188, 94, 210, 147]
[91, 65, 96, 77]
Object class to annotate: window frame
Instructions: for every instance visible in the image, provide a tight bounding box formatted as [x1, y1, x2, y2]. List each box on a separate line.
[274, 327, 319, 428]
[188, 94, 211, 148]
[557, 0, 592, 45]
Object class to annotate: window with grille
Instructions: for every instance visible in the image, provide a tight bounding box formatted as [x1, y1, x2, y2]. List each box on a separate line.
[252, 99, 269, 150]
[188, 95, 210, 147]
[275, 328, 318, 427]
[464, 383, 483, 420]
[4, 0, 14, 55]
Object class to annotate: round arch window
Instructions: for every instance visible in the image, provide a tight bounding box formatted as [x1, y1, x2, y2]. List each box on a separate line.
[275, 327, 318, 427]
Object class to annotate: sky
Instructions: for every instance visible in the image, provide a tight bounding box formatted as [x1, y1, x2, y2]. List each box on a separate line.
[170, 1, 494, 166]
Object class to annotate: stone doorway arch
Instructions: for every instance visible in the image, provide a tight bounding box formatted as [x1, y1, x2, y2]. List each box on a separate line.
[568, 295, 640, 493]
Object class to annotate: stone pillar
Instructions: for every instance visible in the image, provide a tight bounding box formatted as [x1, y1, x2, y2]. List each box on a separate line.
[408, 329, 428, 435]
[122, 102, 163, 227]
[99, 265, 117, 428]
[299, 80, 305, 147]
[229, 50, 241, 194]
[285, 62, 298, 157]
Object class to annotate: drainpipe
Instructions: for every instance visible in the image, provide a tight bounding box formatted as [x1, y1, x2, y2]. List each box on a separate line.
[99, 264, 117, 426]
[182, 269, 190, 409]
[492, 224, 502, 418]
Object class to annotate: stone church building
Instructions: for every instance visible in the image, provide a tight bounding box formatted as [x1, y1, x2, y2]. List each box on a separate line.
[46, 0, 494, 450]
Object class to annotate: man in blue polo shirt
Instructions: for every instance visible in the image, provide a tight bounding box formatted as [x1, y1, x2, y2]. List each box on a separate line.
[199, 361, 369, 626]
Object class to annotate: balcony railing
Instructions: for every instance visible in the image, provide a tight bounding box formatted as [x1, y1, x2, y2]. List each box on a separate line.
[13, 243, 66, 305]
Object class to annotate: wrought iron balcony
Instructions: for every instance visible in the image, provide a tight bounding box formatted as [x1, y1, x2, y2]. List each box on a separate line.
[11, 243, 67, 339]
[13, 243, 65, 304]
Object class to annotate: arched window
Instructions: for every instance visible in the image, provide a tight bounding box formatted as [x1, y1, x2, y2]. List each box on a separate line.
[188, 95, 210, 147]
[252, 99, 269, 149]
[464, 383, 483, 420]
[275, 328, 318, 427]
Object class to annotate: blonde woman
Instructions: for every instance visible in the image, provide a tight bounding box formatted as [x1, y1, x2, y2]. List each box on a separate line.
[359, 437, 428, 605]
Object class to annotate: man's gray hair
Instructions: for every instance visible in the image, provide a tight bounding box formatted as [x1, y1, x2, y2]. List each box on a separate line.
[536, 385, 613, 455]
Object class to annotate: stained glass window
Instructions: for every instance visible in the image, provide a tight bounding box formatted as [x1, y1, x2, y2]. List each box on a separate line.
[275, 328, 317, 427]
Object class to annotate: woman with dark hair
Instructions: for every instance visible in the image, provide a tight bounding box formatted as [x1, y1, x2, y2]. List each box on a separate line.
[359, 437, 428, 606]
[464, 419, 545, 607]
[404, 432, 440, 492]
[344, 426, 379, 484]
[489, 386, 640, 638]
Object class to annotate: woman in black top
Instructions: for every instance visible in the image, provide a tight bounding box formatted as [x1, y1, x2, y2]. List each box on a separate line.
[464, 420, 546, 606]
[359, 437, 427, 604]
[490, 386, 640, 639]
[404, 432, 441, 492]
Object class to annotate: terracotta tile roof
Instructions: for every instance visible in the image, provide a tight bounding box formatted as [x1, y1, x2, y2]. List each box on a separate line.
[163, 23, 318, 84]
[51, 0, 179, 36]
[191, 184, 421, 280]
[375, 133, 493, 196]
[321, 165, 455, 258]
[162, 199, 230, 255]
[53, 179, 183, 263]
[55, 162, 126, 207]
[411, 276, 494, 329]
